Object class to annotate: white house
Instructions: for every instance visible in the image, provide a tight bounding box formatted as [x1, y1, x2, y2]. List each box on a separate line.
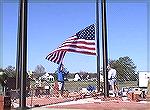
[39, 73, 54, 82]
[74, 73, 81, 81]
[48, 75, 55, 82]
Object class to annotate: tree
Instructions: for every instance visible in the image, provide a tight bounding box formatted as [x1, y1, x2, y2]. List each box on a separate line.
[4, 65, 16, 78]
[109, 56, 137, 82]
[33, 65, 46, 79]
[78, 71, 90, 80]
[0, 68, 7, 84]
[34, 64, 46, 74]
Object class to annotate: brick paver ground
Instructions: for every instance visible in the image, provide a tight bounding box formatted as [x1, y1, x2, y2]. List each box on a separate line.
[12, 96, 150, 110]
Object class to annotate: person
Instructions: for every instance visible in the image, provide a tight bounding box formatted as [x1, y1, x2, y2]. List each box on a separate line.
[57, 63, 65, 97]
[147, 78, 150, 98]
[107, 64, 118, 96]
[53, 81, 59, 97]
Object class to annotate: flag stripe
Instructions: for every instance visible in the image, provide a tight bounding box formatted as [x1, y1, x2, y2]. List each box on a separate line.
[60, 44, 95, 51]
[49, 52, 57, 61]
[54, 46, 95, 53]
[61, 36, 95, 45]
[61, 49, 96, 55]
[46, 51, 66, 64]
[57, 51, 66, 64]
[53, 51, 59, 63]
[62, 40, 95, 46]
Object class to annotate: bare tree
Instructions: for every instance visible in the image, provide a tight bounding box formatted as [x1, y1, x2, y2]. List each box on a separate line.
[4, 65, 16, 77]
[34, 64, 46, 74]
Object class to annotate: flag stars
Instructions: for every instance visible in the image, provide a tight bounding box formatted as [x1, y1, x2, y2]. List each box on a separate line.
[76, 24, 95, 40]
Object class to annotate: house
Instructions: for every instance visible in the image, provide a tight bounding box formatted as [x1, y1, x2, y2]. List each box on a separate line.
[39, 73, 55, 82]
[74, 73, 81, 81]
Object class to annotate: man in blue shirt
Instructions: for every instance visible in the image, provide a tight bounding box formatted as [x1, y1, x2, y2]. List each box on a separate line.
[57, 63, 65, 97]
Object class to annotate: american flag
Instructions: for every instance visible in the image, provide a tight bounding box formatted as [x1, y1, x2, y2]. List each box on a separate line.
[46, 24, 96, 64]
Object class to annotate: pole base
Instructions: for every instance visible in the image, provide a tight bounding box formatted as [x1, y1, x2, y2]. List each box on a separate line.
[16, 106, 30, 110]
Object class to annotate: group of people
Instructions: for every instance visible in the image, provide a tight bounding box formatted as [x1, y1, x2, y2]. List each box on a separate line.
[55, 63, 118, 97]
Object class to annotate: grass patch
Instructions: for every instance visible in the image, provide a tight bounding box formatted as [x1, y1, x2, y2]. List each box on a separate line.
[64, 80, 138, 92]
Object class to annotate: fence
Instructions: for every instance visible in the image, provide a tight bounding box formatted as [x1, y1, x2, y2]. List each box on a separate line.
[0, 73, 139, 109]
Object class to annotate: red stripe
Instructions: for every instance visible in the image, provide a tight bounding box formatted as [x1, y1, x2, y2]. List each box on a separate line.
[53, 51, 60, 63]
[62, 40, 95, 46]
[49, 52, 57, 61]
[59, 45, 95, 51]
[57, 49, 96, 55]
[57, 51, 66, 64]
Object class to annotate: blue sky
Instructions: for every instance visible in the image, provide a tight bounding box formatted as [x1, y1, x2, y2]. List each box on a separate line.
[1, 0, 150, 73]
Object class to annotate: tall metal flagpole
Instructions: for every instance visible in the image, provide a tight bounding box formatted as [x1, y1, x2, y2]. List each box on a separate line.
[16, 0, 22, 91]
[18, 0, 28, 108]
[96, 0, 101, 93]
[17, 0, 23, 107]
[101, 0, 109, 97]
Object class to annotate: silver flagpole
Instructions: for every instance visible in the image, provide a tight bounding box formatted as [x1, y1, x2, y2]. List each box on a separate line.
[96, 0, 101, 93]
[18, 0, 28, 109]
[101, 0, 109, 97]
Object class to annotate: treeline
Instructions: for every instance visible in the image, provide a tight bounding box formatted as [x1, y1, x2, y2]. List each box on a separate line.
[0, 56, 138, 84]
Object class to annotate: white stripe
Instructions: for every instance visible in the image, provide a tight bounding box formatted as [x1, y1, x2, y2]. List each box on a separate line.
[52, 51, 59, 62]
[55, 51, 64, 64]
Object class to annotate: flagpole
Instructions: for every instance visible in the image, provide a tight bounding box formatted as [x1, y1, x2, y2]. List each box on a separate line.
[16, 0, 22, 91]
[96, 0, 101, 93]
[18, 0, 28, 108]
[101, 0, 109, 97]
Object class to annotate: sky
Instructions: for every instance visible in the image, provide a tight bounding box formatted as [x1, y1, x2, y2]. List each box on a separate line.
[1, 0, 150, 73]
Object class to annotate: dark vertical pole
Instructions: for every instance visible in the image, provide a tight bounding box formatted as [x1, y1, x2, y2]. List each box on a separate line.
[101, 0, 109, 97]
[96, 0, 101, 92]
[18, 0, 23, 108]
[18, 0, 28, 108]
[16, 2, 22, 91]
